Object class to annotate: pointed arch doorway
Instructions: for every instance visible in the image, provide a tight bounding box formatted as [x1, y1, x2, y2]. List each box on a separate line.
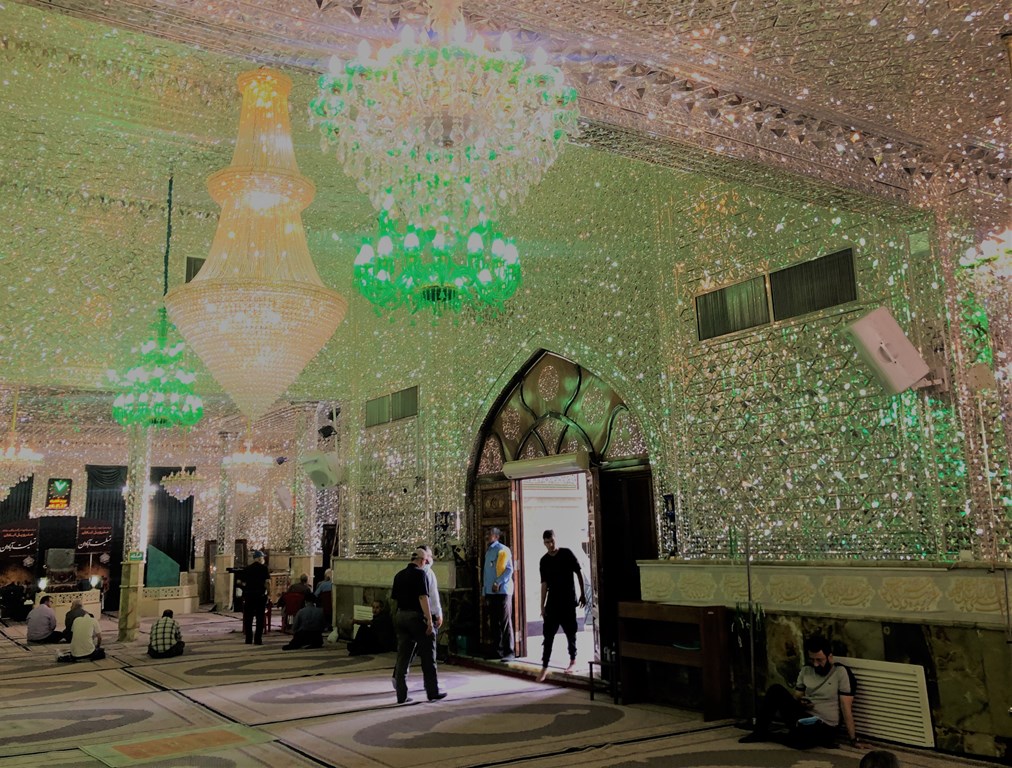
[469, 351, 656, 672]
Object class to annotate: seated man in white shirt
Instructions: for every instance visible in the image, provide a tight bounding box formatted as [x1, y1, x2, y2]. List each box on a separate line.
[58, 611, 106, 662]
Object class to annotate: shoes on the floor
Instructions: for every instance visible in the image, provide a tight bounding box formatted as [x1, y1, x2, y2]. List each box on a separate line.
[253, 640, 263, 645]
[499, 653, 515, 662]
[738, 731, 768, 744]
[396, 696, 413, 704]
[428, 692, 448, 701]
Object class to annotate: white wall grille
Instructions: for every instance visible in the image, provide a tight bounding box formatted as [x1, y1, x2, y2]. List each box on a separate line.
[837, 656, 935, 748]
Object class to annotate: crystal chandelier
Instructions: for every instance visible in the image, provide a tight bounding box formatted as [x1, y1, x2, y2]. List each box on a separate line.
[961, 228, 1012, 283]
[159, 468, 208, 501]
[111, 311, 204, 428]
[166, 69, 348, 420]
[223, 439, 277, 486]
[312, 0, 579, 314]
[112, 177, 203, 429]
[0, 388, 43, 502]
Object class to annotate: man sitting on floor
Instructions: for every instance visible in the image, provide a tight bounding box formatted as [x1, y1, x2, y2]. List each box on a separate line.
[348, 599, 397, 656]
[282, 592, 325, 650]
[27, 595, 64, 644]
[148, 609, 185, 658]
[58, 611, 105, 662]
[739, 634, 857, 748]
[64, 599, 86, 638]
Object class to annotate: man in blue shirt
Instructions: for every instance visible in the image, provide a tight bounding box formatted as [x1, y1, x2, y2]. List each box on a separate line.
[482, 527, 514, 661]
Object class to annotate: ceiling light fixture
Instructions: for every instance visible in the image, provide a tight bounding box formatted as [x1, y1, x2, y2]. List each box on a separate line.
[112, 176, 203, 429]
[312, 0, 579, 314]
[159, 468, 208, 501]
[167, 69, 348, 420]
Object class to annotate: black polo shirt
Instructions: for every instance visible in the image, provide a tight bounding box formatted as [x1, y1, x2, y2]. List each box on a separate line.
[391, 563, 428, 613]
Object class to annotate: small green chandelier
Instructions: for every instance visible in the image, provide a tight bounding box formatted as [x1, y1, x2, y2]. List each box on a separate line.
[112, 177, 203, 429]
[354, 211, 521, 315]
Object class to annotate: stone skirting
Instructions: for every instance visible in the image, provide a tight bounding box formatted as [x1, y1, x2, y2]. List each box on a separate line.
[638, 560, 1011, 629]
[138, 584, 199, 618]
[36, 590, 102, 626]
[332, 558, 456, 590]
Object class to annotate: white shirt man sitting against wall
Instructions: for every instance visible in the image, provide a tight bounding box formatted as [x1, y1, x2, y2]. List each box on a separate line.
[739, 634, 857, 749]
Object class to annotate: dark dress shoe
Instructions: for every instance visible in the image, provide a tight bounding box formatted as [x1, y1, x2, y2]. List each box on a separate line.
[428, 692, 448, 701]
[396, 696, 414, 704]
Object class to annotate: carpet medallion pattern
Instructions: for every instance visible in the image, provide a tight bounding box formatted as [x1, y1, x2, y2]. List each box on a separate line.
[0, 613, 987, 768]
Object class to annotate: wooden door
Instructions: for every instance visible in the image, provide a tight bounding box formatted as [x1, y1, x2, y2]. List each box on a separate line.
[596, 468, 656, 656]
[586, 468, 603, 658]
[474, 480, 521, 657]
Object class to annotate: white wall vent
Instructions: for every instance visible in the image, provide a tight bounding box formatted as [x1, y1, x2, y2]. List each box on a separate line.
[836, 656, 934, 748]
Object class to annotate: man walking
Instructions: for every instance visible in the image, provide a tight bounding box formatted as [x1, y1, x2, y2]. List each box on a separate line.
[239, 550, 270, 645]
[537, 529, 587, 681]
[391, 550, 445, 704]
[417, 545, 442, 636]
[482, 527, 514, 660]
[406, 545, 442, 666]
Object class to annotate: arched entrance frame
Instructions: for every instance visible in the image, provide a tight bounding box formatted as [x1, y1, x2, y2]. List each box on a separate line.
[464, 343, 662, 662]
[463, 337, 668, 512]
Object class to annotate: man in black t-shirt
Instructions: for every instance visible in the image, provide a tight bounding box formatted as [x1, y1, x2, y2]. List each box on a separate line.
[239, 550, 270, 645]
[537, 529, 587, 682]
[391, 550, 445, 704]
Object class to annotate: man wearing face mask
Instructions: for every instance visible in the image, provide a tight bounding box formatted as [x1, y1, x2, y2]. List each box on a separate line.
[416, 545, 442, 635]
[739, 635, 856, 748]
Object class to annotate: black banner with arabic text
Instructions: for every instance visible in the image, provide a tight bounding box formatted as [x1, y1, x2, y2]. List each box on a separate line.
[77, 522, 114, 554]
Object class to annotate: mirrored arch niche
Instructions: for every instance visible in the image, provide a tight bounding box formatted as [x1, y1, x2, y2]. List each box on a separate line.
[466, 351, 655, 656]
[474, 351, 649, 475]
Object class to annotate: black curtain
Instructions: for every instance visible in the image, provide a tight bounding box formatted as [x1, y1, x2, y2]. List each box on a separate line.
[38, 516, 77, 555]
[0, 476, 34, 525]
[85, 465, 127, 611]
[149, 467, 195, 572]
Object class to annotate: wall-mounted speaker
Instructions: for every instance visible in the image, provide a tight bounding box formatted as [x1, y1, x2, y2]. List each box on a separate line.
[843, 307, 930, 394]
[297, 451, 345, 489]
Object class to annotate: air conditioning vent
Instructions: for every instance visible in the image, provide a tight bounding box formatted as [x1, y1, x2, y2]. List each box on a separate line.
[770, 248, 856, 321]
[836, 656, 934, 747]
[695, 276, 769, 341]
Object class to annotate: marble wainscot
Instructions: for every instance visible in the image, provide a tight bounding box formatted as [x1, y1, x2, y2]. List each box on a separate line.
[137, 574, 200, 618]
[332, 558, 456, 636]
[637, 559, 1012, 759]
[36, 589, 102, 625]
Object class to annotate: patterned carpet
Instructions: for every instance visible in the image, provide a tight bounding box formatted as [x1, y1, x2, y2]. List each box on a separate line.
[0, 611, 994, 768]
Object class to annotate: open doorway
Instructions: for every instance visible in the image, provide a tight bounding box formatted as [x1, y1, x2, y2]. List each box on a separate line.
[517, 473, 596, 673]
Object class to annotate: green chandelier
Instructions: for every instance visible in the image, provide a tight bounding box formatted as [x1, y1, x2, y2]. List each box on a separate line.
[311, 0, 579, 315]
[354, 211, 521, 315]
[112, 177, 203, 429]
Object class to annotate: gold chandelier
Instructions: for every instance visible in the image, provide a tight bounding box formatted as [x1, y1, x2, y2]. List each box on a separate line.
[166, 69, 347, 420]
